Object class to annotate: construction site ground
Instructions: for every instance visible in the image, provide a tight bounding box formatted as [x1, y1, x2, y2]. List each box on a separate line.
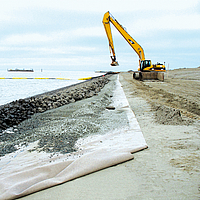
[20, 67, 200, 200]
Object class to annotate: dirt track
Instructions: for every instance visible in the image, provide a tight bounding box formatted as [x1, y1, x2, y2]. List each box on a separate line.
[126, 68, 200, 122]
[119, 68, 200, 199]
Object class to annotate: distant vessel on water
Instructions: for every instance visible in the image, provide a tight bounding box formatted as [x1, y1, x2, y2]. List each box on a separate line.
[7, 68, 34, 72]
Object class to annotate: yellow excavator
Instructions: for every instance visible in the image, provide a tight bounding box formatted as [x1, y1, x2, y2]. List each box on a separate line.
[102, 11, 166, 81]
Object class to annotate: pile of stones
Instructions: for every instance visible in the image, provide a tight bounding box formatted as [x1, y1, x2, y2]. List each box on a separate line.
[0, 75, 110, 133]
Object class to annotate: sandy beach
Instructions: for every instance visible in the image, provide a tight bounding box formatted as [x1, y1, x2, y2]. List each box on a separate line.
[15, 68, 200, 199]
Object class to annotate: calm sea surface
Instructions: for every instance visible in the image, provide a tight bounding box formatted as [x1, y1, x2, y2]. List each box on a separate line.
[0, 70, 103, 106]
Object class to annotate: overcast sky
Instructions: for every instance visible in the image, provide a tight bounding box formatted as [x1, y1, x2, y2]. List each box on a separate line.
[0, 0, 199, 71]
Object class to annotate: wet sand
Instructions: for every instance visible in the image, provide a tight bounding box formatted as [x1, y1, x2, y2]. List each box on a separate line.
[20, 68, 200, 200]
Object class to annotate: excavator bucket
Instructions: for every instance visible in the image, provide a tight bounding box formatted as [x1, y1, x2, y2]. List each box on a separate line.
[110, 61, 119, 66]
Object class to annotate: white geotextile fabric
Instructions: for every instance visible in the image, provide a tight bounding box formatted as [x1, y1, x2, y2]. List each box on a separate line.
[0, 75, 147, 200]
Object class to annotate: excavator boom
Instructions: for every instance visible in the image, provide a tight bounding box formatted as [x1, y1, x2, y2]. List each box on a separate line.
[103, 11, 145, 66]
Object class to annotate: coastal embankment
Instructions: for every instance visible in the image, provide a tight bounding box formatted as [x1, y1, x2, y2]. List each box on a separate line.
[0, 73, 147, 200]
[0, 75, 112, 157]
[18, 67, 199, 200]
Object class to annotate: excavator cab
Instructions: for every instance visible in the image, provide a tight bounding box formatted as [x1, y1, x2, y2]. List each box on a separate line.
[140, 60, 151, 71]
[140, 60, 166, 72]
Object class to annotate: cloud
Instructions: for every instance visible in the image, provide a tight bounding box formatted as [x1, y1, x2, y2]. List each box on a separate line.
[72, 27, 104, 37]
[0, 0, 199, 22]
[130, 13, 200, 33]
[1, 33, 53, 45]
[1, 1, 199, 37]
[1, 0, 199, 12]
[0, 46, 96, 54]
[0, 26, 105, 46]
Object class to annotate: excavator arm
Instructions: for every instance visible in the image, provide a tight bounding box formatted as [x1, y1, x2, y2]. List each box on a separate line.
[102, 11, 145, 66]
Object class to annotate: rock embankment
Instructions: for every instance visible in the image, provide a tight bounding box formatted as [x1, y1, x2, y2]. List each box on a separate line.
[0, 75, 110, 133]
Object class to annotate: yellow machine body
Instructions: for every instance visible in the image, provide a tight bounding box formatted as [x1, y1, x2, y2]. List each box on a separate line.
[102, 11, 166, 74]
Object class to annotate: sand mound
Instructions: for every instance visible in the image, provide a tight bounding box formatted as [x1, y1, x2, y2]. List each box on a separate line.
[154, 105, 191, 125]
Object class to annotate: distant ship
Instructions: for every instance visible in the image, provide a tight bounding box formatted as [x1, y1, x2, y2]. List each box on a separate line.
[7, 68, 34, 72]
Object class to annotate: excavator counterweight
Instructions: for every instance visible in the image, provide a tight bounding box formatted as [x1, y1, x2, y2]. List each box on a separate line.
[102, 11, 166, 81]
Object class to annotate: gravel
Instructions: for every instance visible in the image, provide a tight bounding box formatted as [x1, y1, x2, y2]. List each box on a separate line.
[0, 74, 129, 157]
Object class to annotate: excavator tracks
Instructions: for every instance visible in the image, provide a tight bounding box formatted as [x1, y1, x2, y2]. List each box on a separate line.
[133, 71, 165, 81]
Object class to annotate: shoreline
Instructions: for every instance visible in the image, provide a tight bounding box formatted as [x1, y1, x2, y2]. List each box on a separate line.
[0, 74, 110, 135]
[0, 74, 112, 157]
[0, 74, 121, 157]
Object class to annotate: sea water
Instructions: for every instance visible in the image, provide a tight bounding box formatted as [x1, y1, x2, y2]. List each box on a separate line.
[0, 70, 103, 106]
